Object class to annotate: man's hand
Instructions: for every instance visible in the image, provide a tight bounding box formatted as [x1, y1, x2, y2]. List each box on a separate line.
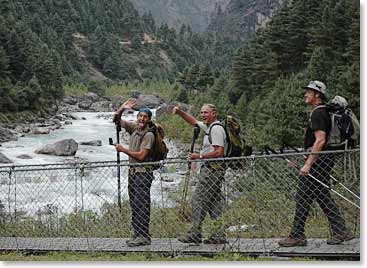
[114, 144, 127, 154]
[173, 106, 181, 115]
[188, 153, 200, 160]
[113, 98, 137, 123]
[300, 163, 312, 176]
[121, 98, 137, 110]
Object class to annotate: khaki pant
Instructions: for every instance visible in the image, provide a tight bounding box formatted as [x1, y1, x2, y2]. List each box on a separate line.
[189, 165, 225, 237]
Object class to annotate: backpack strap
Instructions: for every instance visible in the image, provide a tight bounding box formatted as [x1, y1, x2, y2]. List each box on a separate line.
[208, 122, 231, 157]
[310, 104, 337, 148]
[310, 104, 326, 118]
[309, 104, 327, 125]
[207, 122, 225, 144]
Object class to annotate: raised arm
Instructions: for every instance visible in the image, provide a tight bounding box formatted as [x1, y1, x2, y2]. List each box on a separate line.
[173, 106, 197, 126]
[113, 98, 137, 128]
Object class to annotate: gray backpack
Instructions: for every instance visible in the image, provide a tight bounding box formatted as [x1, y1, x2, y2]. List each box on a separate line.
[312, 96, 359, 149]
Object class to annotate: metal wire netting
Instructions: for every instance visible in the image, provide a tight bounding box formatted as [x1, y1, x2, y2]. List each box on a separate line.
[0, 149, 360, 252]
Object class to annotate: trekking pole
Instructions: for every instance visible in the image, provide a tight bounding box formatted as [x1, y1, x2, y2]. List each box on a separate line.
[264, 146, 360, 209]
[281, 143, 360, 201]
[179, 124, 200, 219]
[113, 113, 122, 213]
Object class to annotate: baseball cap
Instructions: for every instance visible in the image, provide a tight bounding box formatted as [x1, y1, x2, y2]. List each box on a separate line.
[303, 80, 327, 96]
[138, 107, 152, 119]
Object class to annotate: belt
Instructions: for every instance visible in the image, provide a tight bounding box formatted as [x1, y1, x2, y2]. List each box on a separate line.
[129, 167, 152, 174]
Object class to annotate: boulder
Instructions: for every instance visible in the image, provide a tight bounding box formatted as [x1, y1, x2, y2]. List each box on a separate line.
[135, 94, 163, 109]
[16, 154, 33, 159]
[79, 140, 102, 146]
[78, 100, 93, 110]
[131, 91, 141, 99]
[90, 101, 111, 112]
[0, 152, 12, 163]
[0, 127, 17, 143]
[34, 139, 78, 156]
[54, 114, 67, 121]
[32, 127, 51, 135]
[63, 96, 78, 105]
[84, 92, 100, 102]
[14, 125, 30, 134]
[68, 114, 80, 120]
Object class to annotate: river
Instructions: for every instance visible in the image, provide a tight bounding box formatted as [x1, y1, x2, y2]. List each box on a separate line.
[0, 111, 182, 216]
[0, 112, 140, 165]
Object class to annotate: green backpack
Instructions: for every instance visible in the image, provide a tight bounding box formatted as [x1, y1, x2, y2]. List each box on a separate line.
[208, 115, 252, 158]
[146, 122, 169, 169]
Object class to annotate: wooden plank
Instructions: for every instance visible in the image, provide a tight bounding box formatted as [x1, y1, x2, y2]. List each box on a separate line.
[0, 237, 360, 258]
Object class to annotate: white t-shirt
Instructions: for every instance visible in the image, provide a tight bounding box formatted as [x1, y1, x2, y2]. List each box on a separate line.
[196, 121, 227, 156]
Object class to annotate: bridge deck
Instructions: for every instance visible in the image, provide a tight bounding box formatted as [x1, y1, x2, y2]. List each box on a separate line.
[0, 237, 360, 259]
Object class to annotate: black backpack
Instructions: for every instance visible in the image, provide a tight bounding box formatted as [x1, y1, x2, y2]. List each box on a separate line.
[208, 115, 252, 158]
[312, 98, 359, 149]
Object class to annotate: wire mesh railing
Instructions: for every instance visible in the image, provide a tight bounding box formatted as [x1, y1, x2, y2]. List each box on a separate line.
[0, 149, 360, 253]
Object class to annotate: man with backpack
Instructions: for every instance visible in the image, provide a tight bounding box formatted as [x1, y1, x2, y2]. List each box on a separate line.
[173, 103, 227, 244]
[278, 81, 354, 247]
[113, 98, 156, 247]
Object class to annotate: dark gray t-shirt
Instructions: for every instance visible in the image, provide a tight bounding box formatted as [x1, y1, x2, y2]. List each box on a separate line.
[304, 105, 331, 150]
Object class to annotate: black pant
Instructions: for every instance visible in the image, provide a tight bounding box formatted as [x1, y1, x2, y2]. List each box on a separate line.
[128, 171, 154, 239]
[290, 154, 348, 238]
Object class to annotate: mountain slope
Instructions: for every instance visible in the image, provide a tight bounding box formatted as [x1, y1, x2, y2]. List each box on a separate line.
[208, 0, 284, 41]
[130, 0, 230, 32]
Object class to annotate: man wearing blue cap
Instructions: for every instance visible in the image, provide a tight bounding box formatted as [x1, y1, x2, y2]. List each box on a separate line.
[113, 98, 155, 247]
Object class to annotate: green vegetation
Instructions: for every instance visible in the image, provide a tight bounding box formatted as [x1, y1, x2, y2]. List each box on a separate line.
[105, 80, 176, 100]
[0, 251, 313, 261]
[64, 83, 88, 97]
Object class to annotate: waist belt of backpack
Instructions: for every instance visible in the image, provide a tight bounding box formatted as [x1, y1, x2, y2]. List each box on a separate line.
[203, 161, 225, 170]
[129, 167, 152, 174]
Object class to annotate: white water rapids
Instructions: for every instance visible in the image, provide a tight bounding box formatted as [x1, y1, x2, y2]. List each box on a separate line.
[0, 111, 183, 216]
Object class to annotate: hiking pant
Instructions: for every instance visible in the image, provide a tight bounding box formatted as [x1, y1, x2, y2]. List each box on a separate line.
[189, 165, 225, 238]
[290, 154, 348, 238]
[128, 171, 154, 239]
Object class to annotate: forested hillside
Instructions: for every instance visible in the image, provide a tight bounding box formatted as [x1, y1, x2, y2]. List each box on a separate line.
[178, 0, 359, 148]
[0, 0, 236, 113]
[0, 0, 360, 149]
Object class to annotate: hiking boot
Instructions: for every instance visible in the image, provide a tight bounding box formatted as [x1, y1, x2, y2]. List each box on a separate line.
[203, 236, 228, 244]
[126, 236, 151, 247]
[278, 236, 307, 247]
[126, 235, 138, 243]
[327, 232, 354, 245]
[178, 233, 202, 244]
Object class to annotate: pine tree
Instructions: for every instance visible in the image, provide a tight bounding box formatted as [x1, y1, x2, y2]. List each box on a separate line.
[0, 46, 9, 78]
[196, 64, 213, 92]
